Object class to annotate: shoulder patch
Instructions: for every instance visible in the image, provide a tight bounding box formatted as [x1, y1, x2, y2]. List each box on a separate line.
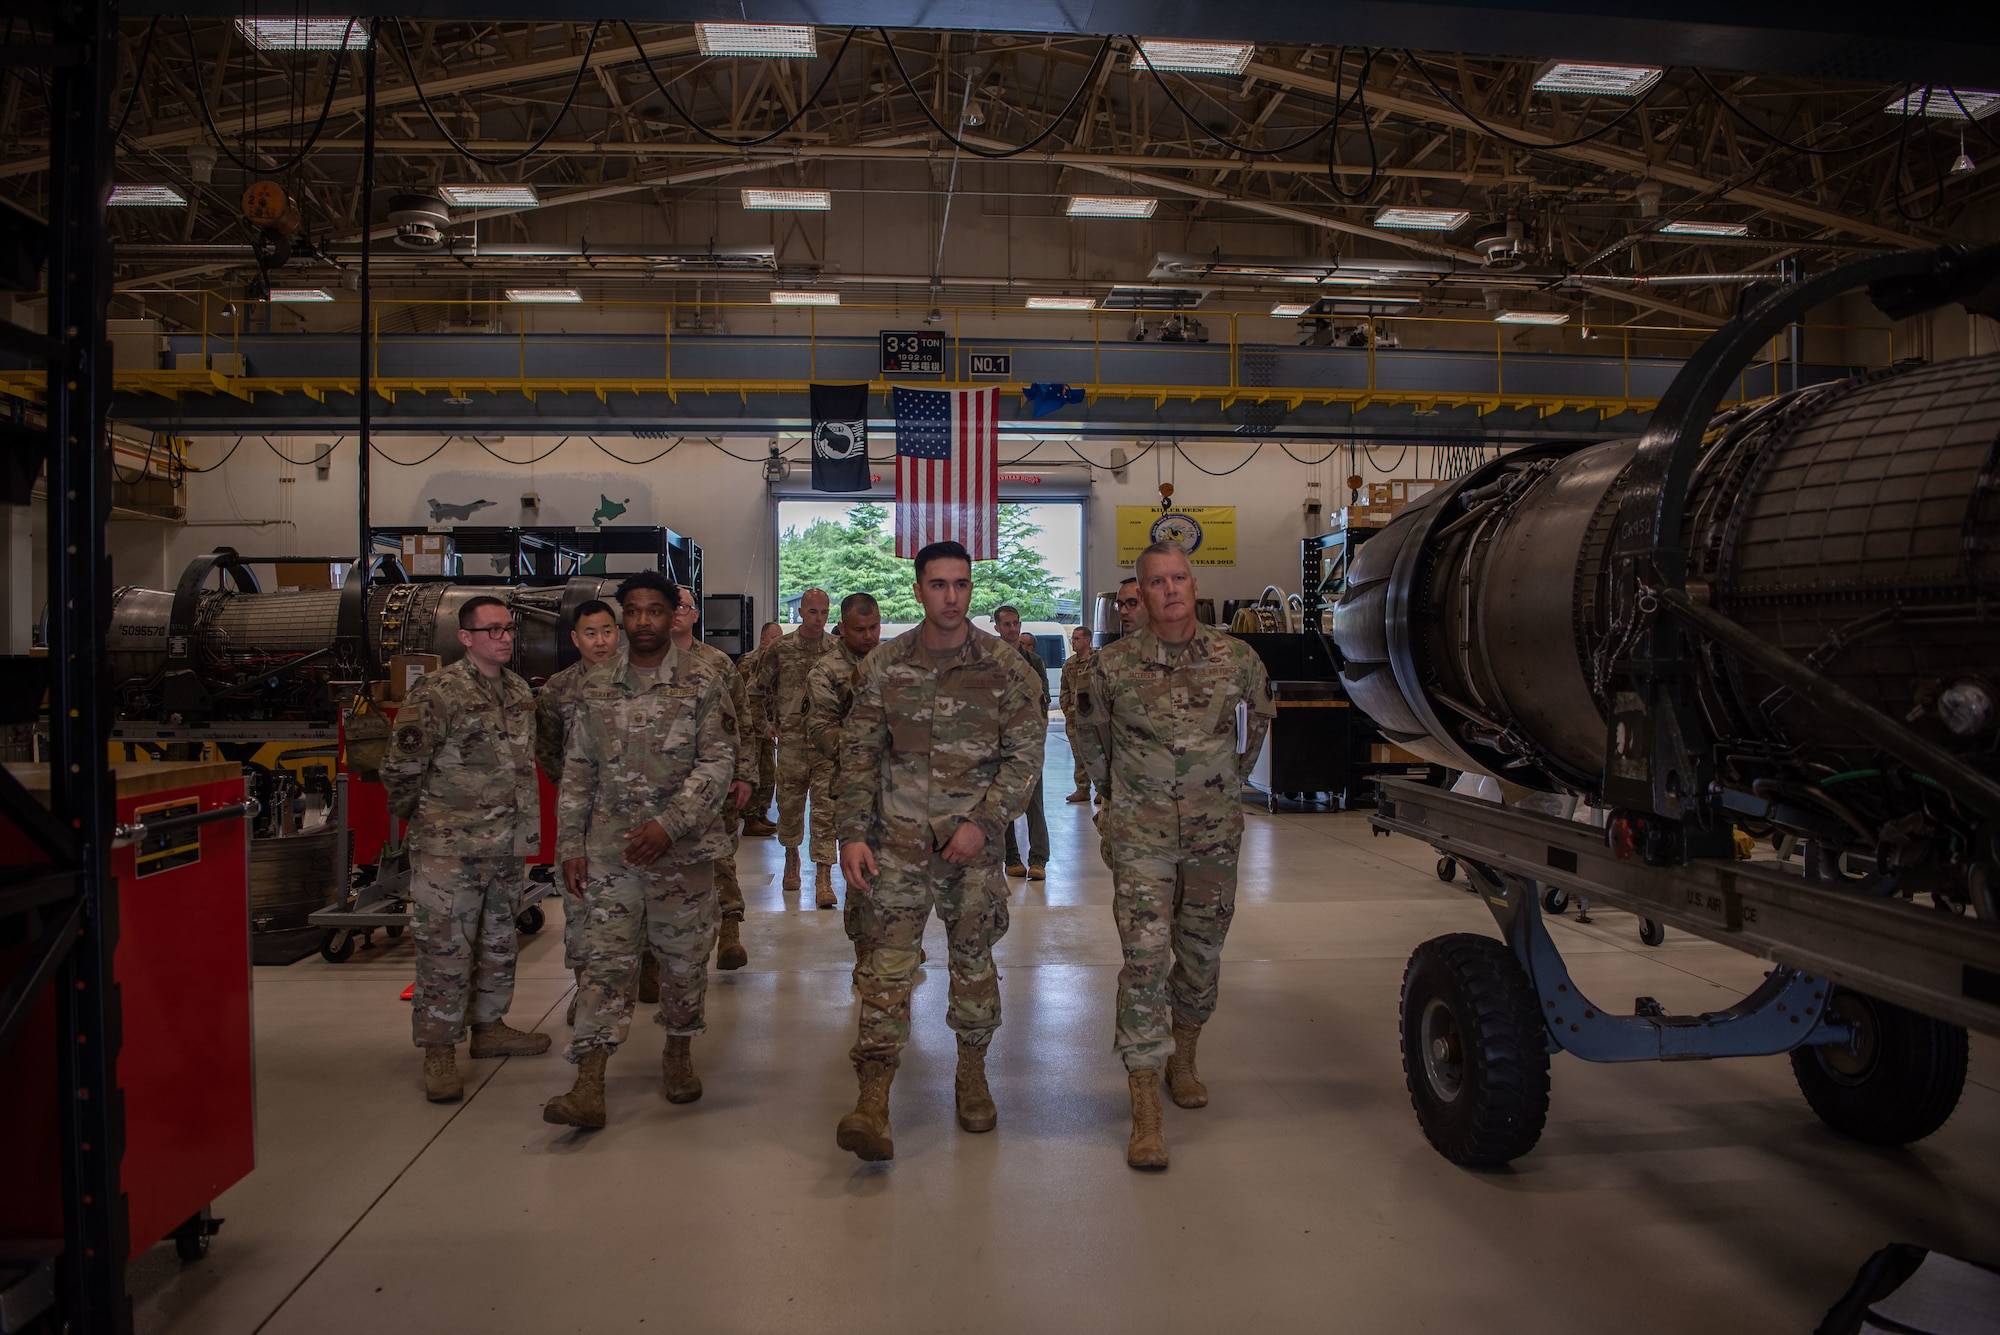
[394, 723, 426, 753]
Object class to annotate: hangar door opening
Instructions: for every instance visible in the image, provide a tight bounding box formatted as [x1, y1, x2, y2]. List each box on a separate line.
[775, 497, 1084, 679]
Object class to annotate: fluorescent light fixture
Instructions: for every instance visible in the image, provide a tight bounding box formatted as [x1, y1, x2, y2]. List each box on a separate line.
[1532, 61, 1664, 96]
[1884, 88, 2000, 120]
[1495, 310, 1570, 325]
[1136, 39, 1255, 76]
[1025, 296, 1098, 310]
[1659, 220, 1750, 237]
[1270, 302, 1312, 317]
[267, 288, 334, 303]
[741, 188, 832, 211]
[697, 24, 816, 58]
[108, 184, 186, 207]
[1066, 195, 1159, 218]
[770, 290, 838, 305]
[438, 184, 539, 208]
[235, 17, 368, 51]
[505, 288, 582, 303]
[1375, 207, 1470, 231]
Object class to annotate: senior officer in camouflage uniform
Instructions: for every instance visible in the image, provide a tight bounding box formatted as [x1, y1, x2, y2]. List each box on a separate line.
[748, 590, 838, 905]
[993, 605, 1051, 880]
[543, 571, 736, 1130]
[1075, 541, 1274, 1171]
[382, 595, 553, 1103]
[533, 598, 647, 1023]
[834, 541, 1045, 1162]
[670, 594, 757, 970]
[804, 592, 884, 962]
[1059, 625, 1097, 803]
[738, 621, 785, 836]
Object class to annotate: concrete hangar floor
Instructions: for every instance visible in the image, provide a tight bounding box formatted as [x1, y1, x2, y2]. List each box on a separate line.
[129, 733, 2000, 1334]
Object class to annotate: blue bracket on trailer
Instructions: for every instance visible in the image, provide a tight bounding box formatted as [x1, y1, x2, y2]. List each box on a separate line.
[1463, 859, 1858, 1063]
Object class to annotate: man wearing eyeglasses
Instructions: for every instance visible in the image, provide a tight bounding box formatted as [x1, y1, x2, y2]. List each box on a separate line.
[382, 595, 551, 1104]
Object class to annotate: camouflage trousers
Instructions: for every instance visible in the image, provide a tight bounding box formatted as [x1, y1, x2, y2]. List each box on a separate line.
[715, 791, 744, 922]
[1109, 844, 1240, 1071]
[851, 843, 1010, 1068]
[567, 859, 717, 1061]
[409, 853, 522, 1048]
[747, 732, 777, 819]
[1062, 714, 1089, 793]
[1001, 779, 1049, 867]
[775, 735, 838, 864]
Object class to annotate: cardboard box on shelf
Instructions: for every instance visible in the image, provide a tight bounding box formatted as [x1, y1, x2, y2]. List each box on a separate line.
[400, 533, 453, 577]
[386, 653, 442, 701]
[1337, 506, 1392, 529]
[367, 680, 391, 703]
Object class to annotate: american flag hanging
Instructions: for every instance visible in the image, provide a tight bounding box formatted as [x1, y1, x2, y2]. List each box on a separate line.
[893, 385, 999, 560]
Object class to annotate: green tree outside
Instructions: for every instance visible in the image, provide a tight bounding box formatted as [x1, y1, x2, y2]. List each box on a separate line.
[779, 502, 1072, 622]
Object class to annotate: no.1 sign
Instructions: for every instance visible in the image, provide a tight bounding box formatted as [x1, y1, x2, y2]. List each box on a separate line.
[880, 330, 945, 375]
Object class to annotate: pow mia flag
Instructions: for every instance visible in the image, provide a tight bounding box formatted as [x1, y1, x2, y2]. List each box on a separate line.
[810, 382, 870, 493]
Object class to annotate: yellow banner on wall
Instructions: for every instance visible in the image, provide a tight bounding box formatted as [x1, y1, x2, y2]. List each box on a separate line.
[1115, 506, 1237, 567]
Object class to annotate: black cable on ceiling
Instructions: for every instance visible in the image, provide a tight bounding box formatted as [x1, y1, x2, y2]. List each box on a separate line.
[391, 19, 603, 167]
[368, 437, 456, 466]
[590, 435, 683, 465]
[181, 16, 352, 175]
[1173, 441, 1263, 475]
[473, 435, 570, 465]
[1889, 95, 1951, 224]
[877, 29, 1113, 159]
[112, 17, 160, 141]
[180, 436, 246, 472]
[1400, 50, 1667, 151]
[1323, 50, 1383, 202]
[1693, 69, 1910, 158]
[261, 434, 341, 466]
[624, 22, 860, 149]
[1279, 442, 1342, 466]
[1128, 39, 1348, 156]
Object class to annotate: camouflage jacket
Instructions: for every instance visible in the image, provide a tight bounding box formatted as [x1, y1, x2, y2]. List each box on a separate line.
[1058, 646, 1095, 717]
[746, 629, 836, 739]
[1074, 624, 1276, 855]
[681, 637, 757, 788]
[804, 638, 867, 763]
[837, 625, 1046, 856]
[555, 645, 737, 867]
[533, 656, 596, 784]
[381, 655, 541, 859]
[1012, 639, 1052, 714]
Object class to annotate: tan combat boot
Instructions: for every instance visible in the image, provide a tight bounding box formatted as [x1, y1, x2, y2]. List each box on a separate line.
[716, 918, 748, 970]
[661, 1034, 702, 1103]
[637, 950, 660, 1004]
[1127, 1069, 1169, 1171]
[815, 863, 836, 910]
[1005, 860, 1027, 878]
[954, 1041, 998, 1133]
[470, 1019, 552, 1058]
[783, 847, 802, 892]
[742, 814, 777, 837]
[1166, 1021, 1209, 1109]
[422, 1045, 462, 1102]
[836, 1060, 896, 1161]
[565, 966, 582, 1025]
[1065, 787, 1090, 803]
[542, 1050, 607, 1129]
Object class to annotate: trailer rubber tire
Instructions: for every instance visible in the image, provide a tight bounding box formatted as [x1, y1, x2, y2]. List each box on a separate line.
[516, 905, 545, 935]
[1791, 989, 1967, 1146]
[1639, 918, 1665, 947]
[319, 931, 355, 964]
[1541, 886, 1569, 915]
[1436, 857, 1457, 883]
[1400, 933, 1551, 1167]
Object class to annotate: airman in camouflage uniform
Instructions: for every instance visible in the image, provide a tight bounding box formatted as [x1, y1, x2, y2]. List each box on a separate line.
[834, 542, 1045, 1162]
[747, 592, 838, 904]
[672, 596, 757, 970]
[1075, 542, 1274, 1171]
[804, 593, 884, 960]
[542, 573, 736, 1130]
[533, 598, 631, 1019]
[994, 606, 1051, 879]
[738, 621, 784, 834]
[1059, 625, 1096, 802]
[381, 595, 552, 1103]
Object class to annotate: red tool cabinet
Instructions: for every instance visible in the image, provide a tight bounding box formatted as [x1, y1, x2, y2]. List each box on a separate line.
[0, 761, 256, 1262]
